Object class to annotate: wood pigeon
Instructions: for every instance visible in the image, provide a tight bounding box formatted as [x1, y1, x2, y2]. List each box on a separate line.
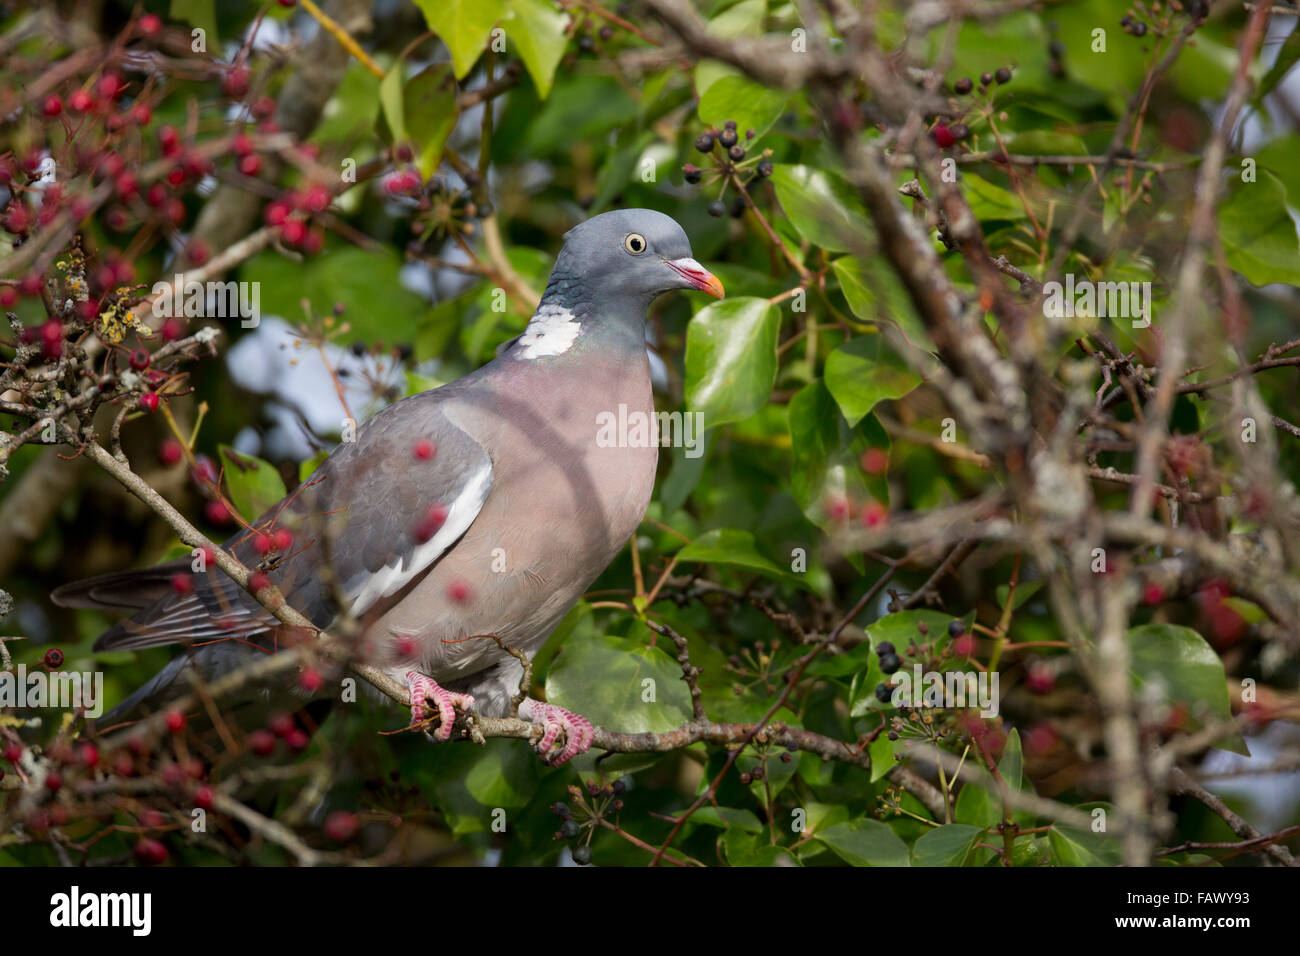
[53, 208, 724, 764]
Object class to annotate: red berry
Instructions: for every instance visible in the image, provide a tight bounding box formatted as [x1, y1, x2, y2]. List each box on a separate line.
[78, 743, 100, 768]
[826, 496, 849, 522]
[232, 132, 254, 156]
[170, 572, 193, 594]
[932, 124, 956, 148]
[272, 528, 293, 551]
[253, 533, 273, 556]
[248, 729, 276, 756]
[447, 579, 471, 603]
[24, 275, 46, 298]
[325, 811, 359, 841]
[1025, 665, 1055, 694]
[953, 632, 976, 657]
[68, 89, 95, 113]
[860, 447, 888, 475]
[186, 239, 209, 265]
[44, 647, 63, 668]
[139, 392, 160, 412]
[268, 712, 295, 738]
[134, 838, 168, 865]
[205, 500, 232, 525]
[221, 66, 250, 100]
[129, 347, 150, 369]
[861, 500, 888, 528]
[285, 728, 310, 751]
[97, 73, 124, 101]
[158, 124, 180, 154]
[238, 154, 262, 176]
[161, 317, 185, 340]
[1142, 583, 1164, 606]
[3, 743, 21, 763]
[42, 95, 62, 117]
[45, 771, 63, 792]
[193, 785, 214, 810]
[130, 103, 152, 125]
[413, 438, 435, 460]
[264, 200, 290, 226]
[279, 218, 306, 245]
[300, 184, 330, 212]
[0, 287, 16, 307]
[165, 710, 186, 733]
[248, 571, 270, 592]
[298, 668, 324, 694]
[251, 96, 276, 119]
[138, 13, 162, 35]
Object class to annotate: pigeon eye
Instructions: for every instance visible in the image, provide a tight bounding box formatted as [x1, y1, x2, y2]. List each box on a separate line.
[624, 233, 647, 255]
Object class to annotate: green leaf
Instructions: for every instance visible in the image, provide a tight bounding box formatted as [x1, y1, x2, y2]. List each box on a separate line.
[830, 255, 925, 341]
[415, 0, 505, 79]
[379, 65, 407, 145]
[771, 165, 871, 253]
[463, 743, 540, 808]
[953, 729, 1033, 829]
[911, 823, 982, 866]
[684, 296, 780, 429]
[824, 335, 921, 426]
[962, 172, 1026, 221]
[405, 64, 459, 176]
[723, 828, 800, 866]
[698, 75, 788, 141]
[788, 381, 888, 529]
[689, 806, 764, 833]
[1049, 804, 1123, 866]
[673, 528, 811, 591]
[1128, 623, 1247, 755]
[506, 0, 568, 99]
[219, 445, 286, 521]
[817, 819, 911, 867]
[1219, 171, 1300, 286]
[545, 634, 692, 736]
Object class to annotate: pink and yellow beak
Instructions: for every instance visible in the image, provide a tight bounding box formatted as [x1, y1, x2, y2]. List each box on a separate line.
[666, 257, 725, 298]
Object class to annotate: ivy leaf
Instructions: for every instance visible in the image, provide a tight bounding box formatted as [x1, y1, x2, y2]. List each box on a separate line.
[911, 823, 982, 866]
[684, 296, 780, 429]
[1128, 623, 1247, 755]
[545, 634, 692, 735]
[673, 528, 811, 591]
[506, 0, 568, 99]
[415, 0, 505, 79]
[1219, 171, 1300, 286]
[219, 445, 286, 521]
[830, 255, 926, 341]
[1049, 804, 1123, 866]
[405, 64, 459, 176]
[771, 164, 871, 253]
[824, 335, 921, 427]
[788, 380, 888, 529]
[698, 75, 788, 141]
[817, 819, 911, 866]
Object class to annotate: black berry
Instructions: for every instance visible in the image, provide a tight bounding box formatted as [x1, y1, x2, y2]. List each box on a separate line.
[879, 653, 901, 675]
[723, 119, 737, 130]
[572, 845, 592, 865]
[694, 132, 715, 153]
[950, 123, 970, 141]
[683, 164, 702, 184]
[718, 128, 738, 148]
[551, 801, 571, 819]
[874, 682, 893, 703]
[578, 34, 595, 52]
[727, 145, 745, 161]
[1132, 21, 1147, 36]
[954, 77, 973, 95]
[707, 199, 726, 217]
[980, 71, 993, 86]
[756, 160, 773, 178]
[875, 641, 895, 657]
[948, 620, 966, 637]
[995, 67, 1012, 84]
[561, 819, 581, 839]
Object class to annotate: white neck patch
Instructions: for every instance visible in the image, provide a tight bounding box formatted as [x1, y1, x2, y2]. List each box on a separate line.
[515, 303, 581, 359]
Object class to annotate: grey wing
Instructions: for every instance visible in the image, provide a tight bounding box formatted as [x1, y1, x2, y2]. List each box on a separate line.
[60, 391, 493, 653]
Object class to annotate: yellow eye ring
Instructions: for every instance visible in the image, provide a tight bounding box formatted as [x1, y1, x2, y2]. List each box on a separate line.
[624, 233, 647, 255]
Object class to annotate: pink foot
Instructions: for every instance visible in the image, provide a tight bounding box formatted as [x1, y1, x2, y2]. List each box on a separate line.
[519, 699, 594, 765]
[406, 672, 475, 741]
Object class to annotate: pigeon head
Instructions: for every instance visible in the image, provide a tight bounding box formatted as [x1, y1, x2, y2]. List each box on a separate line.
[540, 208, 724, 314]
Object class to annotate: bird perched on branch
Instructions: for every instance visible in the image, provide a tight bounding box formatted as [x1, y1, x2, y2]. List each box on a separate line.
[53, 208, 724, 765]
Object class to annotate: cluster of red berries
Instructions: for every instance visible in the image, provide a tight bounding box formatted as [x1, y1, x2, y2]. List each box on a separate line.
[264, 181, 330, 253]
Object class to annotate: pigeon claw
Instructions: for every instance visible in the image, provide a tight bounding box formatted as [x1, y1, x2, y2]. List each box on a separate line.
[519, 699, 594, 765]
[405, 671, 475, 742]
